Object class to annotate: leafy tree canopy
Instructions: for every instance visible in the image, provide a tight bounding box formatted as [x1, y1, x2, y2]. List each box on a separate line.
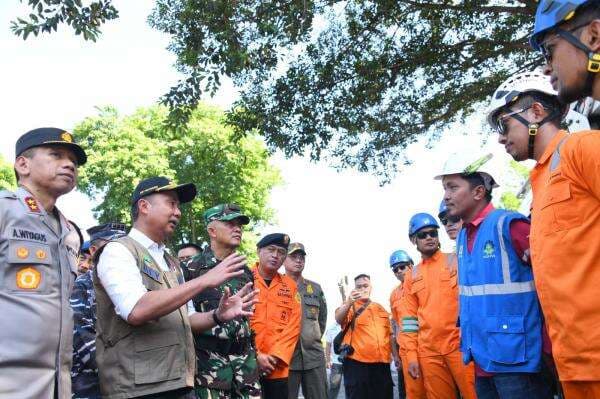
[74, 104, 282, 256]
[13, 1, 541, 182]
[0, 155, 17, 191]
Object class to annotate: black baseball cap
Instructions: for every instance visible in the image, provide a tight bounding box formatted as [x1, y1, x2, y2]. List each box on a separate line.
[16, 127, 87, 165]
[87, 222, 127, 242]
[131, 176, 197, 205]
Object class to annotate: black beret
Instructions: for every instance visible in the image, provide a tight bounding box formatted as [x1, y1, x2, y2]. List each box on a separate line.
[257, 233, 291, 250]
[16, 127, 87, 165]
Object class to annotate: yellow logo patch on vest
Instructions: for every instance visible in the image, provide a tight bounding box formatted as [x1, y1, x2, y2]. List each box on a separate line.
[16, 247, 29, 259]
[16, 267, 41, 289]
[60, 132, 73, 143]
[307, 284, 313, 294]
[295, 292, 302, 303]
[36, 249, 47, 260]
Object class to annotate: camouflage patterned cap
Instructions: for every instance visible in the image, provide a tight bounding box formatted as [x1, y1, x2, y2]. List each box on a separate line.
[288, 242, 306, 255]
[203, 203, 250, 225]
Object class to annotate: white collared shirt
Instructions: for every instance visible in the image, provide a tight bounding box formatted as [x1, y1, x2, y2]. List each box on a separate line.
[97, 228, 195, 321]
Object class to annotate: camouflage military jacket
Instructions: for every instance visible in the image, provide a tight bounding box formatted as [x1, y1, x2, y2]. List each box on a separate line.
[184, 246, 254, 339]
[69, 270, 100, 398]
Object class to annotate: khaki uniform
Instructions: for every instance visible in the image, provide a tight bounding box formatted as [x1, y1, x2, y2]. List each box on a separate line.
[0, 187, 80, 399]
[93, 236, 195, 399]
[288, 278, 327, 399]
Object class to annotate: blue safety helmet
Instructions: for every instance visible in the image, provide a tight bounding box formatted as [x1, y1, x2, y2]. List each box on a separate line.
[438, 200, 448, 219]
[531, 0, 590, 51]
[81, 241, 91, 254]
[408, 213, 440, 237]
[389, 250, 413, 268]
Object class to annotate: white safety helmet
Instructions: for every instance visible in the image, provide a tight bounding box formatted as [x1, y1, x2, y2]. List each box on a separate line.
[486, 69, 558, 129]
[434, 152, 499, 190]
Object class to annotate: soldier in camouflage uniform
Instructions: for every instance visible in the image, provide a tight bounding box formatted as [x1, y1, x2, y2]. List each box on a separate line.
[70, 222, 126, 399]
[184, 203, 261, 399]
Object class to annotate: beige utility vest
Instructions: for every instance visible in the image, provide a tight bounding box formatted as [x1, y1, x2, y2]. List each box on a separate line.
[93, 236, 195, 399]
[0, 188, 79, 399]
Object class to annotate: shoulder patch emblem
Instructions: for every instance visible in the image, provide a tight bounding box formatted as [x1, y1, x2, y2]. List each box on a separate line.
[306, 284, 313, 294]
[24, 197, 40, 213]
[295, 292, 302, 303]
[16, 267, 41, 289]
[16, 247, 29, 259]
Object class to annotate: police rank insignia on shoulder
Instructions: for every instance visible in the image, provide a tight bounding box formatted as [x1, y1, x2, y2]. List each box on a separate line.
[24, 197, 40, 213]
[16, 267, 41, 289]
[307, 284, 313, 294]
[142, 264, 161, 282]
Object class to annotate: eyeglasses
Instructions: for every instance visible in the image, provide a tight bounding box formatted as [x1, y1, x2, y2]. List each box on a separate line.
[392, 263, 410, 273]
[440, 215, 461, 226]
[493, 106, 532, 135]
[416, 230, 438, 240]
[540, 22, 591, 64]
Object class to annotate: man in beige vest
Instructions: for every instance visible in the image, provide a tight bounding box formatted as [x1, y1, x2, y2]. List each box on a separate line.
[94, 176, 258, 399]
[0, 128, 86, 399]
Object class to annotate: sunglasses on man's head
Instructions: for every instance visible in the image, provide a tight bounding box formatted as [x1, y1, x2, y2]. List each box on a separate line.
[440, 215, 461, 226]
[416, 230, 438, 240]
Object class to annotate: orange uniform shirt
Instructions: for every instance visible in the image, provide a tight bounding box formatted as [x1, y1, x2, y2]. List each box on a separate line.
[390, 284, 408, 354]
[530, 130, 600, 381]
[402, 250, 460, 363]
[250, 266, 302, 379]
[341, 299, 392, 364]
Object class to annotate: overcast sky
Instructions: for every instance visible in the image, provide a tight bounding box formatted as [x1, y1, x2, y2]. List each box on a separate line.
[1, 1, 520, 325]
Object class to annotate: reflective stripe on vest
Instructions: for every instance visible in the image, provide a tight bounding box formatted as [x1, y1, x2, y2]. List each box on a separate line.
[459, 213, 536, 297]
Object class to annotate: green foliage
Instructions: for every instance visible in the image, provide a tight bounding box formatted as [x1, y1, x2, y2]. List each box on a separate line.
[73, 104, 282, 258]
[499, 191, 521, 211]
[11, 0, 118, 41]
[0, 155, 17, 191]
[13, 1, 542, 181]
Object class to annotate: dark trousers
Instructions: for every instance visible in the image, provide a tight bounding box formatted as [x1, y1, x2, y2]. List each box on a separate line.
[288, 365, 327, 399]
[342, 358, 393, 399]
[396, 364, 406, 399]
[261, 377, 288, 399]
[328, 364, 343, 399]
[475, 372, 553, 399]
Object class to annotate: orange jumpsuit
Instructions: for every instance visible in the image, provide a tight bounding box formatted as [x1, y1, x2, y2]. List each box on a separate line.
[341, 299, 392, 364]
[250, 266, 301, 379]
[390, 284, 426, 399]
[402, 250, 476, 399]
[530, 130, 600, 398]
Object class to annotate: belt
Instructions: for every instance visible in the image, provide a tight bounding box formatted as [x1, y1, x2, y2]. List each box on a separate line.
[195, 335, 253, 355]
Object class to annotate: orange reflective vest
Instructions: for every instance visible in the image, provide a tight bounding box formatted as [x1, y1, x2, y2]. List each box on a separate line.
[402, 250, 460, 363]
[250, 265, 302, 379]
[530, 130, 600, 381]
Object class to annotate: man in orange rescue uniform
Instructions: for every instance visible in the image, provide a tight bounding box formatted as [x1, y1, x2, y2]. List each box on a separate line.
[389, 250, 426, 399]
[403, 213, 477, 399]
[335, 274, 394, 399]
[488, 61, 600, 397]
[251, 233, 301, 399]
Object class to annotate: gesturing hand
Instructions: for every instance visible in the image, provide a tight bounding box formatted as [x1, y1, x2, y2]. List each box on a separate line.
[215, 282, 258, 322]
[201, 253, 247, 288]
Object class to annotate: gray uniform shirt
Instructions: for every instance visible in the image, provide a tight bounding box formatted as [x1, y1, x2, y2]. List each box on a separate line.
[0, 187, 79, 399]
[289, 278, 328, 370]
